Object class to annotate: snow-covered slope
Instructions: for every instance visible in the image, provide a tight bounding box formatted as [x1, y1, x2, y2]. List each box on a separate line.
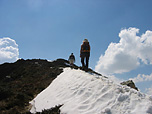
[30, 68, 152, 114]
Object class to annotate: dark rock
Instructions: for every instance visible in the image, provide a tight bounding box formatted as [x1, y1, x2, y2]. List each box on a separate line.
[36, 105, 63, 114]
[121, 80, 138, 91]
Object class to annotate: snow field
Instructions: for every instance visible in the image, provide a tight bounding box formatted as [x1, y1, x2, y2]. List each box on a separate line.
[30, 68, 152, 114]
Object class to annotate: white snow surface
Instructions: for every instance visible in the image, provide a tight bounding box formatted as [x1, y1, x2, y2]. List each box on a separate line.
[30, 68, 152, 114]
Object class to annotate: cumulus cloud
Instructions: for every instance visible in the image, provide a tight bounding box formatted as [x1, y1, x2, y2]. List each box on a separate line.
[95, 27, 152, 74]
[145, 87, 152, 95]
[108, 75, 124, 84]
[0, 37, 19, 64]
[130, 73, 152, 83]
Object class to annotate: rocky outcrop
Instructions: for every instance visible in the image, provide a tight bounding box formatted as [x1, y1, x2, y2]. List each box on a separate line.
[121, 80, 138, 91]
[0, 58, 70, 113]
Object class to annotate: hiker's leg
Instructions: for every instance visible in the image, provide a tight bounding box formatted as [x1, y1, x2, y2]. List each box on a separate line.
[86, 56, 89, 69]
[81, 57, 85, 68]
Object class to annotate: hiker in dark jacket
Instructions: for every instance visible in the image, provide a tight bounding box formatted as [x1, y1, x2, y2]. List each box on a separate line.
[80, 39, 90, 70]
[68, 53, 75, 66]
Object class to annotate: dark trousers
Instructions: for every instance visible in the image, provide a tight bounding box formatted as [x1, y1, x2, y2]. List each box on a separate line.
[81, 56, 89, 69]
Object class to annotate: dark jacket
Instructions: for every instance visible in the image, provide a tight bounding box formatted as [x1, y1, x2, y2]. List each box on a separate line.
[80, 42, 90, 57]
[69, 54, 75, 61]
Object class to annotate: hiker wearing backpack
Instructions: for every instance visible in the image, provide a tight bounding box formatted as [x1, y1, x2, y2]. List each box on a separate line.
[68, 53, 75, 66]
[80, 39, 90, 70]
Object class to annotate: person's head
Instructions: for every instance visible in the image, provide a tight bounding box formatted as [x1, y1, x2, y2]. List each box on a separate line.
[83, 39, 88, 43]
[71, 53, 73, 55]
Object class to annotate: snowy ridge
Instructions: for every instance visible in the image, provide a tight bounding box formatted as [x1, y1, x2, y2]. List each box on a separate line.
[30, 68, 152, 114]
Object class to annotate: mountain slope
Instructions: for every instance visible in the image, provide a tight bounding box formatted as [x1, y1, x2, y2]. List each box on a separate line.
[30, 68, 152, 114]
[0, 59, 69, 113]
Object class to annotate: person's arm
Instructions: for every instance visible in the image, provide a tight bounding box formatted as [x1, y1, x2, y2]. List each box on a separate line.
[74, 56, 75, 61]
[68, 56, 71, 61]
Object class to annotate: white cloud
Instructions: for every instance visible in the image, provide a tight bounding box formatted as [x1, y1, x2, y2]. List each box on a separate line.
[108, 75, 124, 84]
[145, 87, 152, 95]
[95, 27, 152, 75]
[130, 73, 152, 83]
[0, 37, 19, 64]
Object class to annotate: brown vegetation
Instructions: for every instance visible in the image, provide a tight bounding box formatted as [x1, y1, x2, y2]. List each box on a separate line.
[0, 59, 69, 113]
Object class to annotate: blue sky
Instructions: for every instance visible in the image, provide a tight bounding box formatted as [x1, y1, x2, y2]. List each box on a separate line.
[0, 0, 152, 94]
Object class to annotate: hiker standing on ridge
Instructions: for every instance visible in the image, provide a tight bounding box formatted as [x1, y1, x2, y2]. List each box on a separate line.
[68, 53, 75, 66]
[80, 39, 90, 70]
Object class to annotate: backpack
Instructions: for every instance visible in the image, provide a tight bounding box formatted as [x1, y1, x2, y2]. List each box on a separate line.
[82, 43, 90, 52]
